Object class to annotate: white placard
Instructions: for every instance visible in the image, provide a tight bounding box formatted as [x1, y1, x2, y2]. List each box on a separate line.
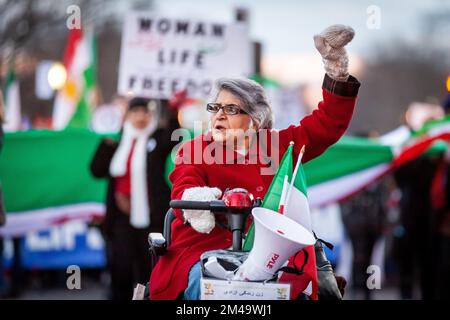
[201, 278, 291, 300]
[118, 13, 252, 99]
[91, 104, 123, 133]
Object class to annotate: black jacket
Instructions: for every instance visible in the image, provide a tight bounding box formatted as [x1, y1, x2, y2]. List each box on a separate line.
[90, 116, 179, 237]
[0, 125, 5, 226]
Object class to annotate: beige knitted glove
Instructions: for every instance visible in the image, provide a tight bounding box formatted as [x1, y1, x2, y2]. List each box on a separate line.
[314, 25, 355, 82]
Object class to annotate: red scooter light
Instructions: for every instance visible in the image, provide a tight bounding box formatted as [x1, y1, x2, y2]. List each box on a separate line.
[222, 188, 254, 209]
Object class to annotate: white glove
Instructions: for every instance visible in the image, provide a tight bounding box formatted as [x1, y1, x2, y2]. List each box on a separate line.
[181, 187, 222, 234]
[314, 24, 355, 82]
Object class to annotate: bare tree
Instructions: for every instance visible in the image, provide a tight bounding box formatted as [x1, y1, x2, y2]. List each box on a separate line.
[348, 7, 450, 135]
[349, 39, 449, 135]
[0, 0, 154, 122]
[0, 0, 142, 55]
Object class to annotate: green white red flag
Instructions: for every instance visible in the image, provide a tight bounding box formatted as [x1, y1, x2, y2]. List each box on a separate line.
[2, 116, 450, 239]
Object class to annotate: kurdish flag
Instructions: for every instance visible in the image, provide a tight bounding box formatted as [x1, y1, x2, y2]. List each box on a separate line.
[53, 28, 97, 130]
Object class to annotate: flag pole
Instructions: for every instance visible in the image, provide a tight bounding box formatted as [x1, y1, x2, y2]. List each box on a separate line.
[285, 145, 306, 207]
[278, 141, 295, 213]
[278, 175, 289, 214]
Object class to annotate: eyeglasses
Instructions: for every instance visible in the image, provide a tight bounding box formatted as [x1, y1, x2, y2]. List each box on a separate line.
[206, 103, 247, 115]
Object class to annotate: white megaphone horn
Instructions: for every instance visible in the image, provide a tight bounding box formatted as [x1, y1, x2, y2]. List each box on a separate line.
[234, 207, 315, 281]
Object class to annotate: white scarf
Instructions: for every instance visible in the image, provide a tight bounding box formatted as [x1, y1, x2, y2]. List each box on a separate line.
[109, 120, 158, 228]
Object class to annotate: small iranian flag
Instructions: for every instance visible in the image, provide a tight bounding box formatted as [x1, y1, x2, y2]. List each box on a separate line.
[53, 28, 97, 129]
[2, 60, 21, 132]
[283, 145, 312, 232]
[277, 145, 317, 299]
[243, 143, 318, 299]
[242, 144, 293, 250]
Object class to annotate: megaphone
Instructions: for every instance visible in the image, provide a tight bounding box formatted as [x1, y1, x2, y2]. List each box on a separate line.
[234, 207, 315, 281]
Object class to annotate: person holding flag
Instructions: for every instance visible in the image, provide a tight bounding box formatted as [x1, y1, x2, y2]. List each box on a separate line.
[150, 25, 361, 300]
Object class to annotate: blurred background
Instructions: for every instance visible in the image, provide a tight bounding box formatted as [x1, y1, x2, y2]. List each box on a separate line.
[0, 0, 449, 300]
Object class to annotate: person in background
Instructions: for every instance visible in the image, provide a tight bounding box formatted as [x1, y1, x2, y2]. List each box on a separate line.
[428, 94, 450, 299]
[340, 131, 390, 300]
[90, 97, 180, 300]
[340, 179, 389, 300]
[392, 101, 443, 300]
[1, 89, 27, 299]
[0, 90, 6, 298]
[0, 89, 5, 226]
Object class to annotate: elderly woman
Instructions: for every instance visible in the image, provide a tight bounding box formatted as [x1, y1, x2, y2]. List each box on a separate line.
[150, 25, 361, 300]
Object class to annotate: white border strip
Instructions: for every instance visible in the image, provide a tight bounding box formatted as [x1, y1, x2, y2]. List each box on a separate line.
[0, 203, 105, 237]
[309, 164, 390, 209]
[0, 165, 391, 236]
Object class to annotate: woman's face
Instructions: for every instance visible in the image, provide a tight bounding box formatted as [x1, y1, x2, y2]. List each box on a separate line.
[211, 90, 253, 143]
[126, 107, 152, 129]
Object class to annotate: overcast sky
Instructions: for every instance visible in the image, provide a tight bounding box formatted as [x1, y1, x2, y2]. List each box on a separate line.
[148, 0, 448, 84]
[153, 0, 450, 56]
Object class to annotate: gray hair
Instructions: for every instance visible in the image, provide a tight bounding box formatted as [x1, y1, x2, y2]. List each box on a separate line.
[212, 78, 273, 130]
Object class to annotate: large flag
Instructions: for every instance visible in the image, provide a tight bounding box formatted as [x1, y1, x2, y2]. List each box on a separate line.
[53, 28, 97, 129]
[2, 60, 21, 132]
[2, 116, 450, 237]
[0, 129, 114, 237]
[306, 116, 450, 209]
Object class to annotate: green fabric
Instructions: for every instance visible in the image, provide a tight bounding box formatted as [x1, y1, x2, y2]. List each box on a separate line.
[163, 135, 394, 189]
[295, 156, 308, 196]
[425, 140, 448, 156]
[303, 136, 393, 186]
[414, 115, 450, 137]
[259, 144, 293, 211]
[250, 74, 280, 88]
[0, 129, 117, 213]
[0, 131, 409, 217]
[67, 95, 92, 129]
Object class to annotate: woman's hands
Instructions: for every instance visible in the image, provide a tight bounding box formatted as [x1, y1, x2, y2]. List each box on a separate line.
[314, 25, 355, 82]
[181, 187, 222, 234]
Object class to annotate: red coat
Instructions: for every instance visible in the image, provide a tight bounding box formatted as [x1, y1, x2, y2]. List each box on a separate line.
[150, 74, 360, 300]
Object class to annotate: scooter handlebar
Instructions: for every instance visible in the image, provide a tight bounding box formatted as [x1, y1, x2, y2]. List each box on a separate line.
[170, 198, 260, 252]
[169, 200, 226, 211]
